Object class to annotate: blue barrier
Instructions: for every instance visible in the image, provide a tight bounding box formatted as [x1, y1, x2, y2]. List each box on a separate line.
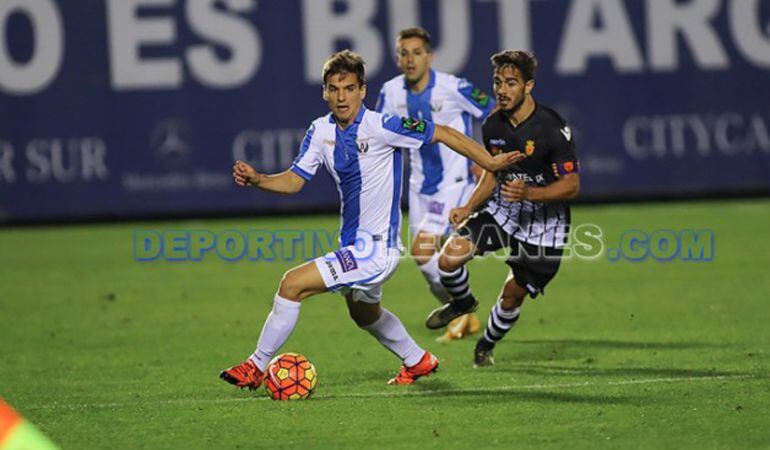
[1, 0, 768, 222]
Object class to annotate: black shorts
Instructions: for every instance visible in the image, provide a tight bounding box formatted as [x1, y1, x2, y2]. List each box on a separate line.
[457, 211, 563, 298]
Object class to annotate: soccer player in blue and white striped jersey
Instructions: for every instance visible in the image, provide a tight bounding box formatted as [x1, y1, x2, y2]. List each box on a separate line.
[376, 28, 496, 342]
[220, 50, 523, 388]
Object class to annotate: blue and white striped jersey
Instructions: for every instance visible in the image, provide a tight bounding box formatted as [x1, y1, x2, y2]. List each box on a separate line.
[376, 70, 495, 195]
[290, 107, 434, 250]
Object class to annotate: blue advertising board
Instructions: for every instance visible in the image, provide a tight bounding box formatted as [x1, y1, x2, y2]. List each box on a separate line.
[1, 0, 769, 222]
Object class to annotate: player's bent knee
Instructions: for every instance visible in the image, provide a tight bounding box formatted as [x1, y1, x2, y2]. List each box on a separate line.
[438, 246, 470, 272]
[278, 270, 307, 301]
[437, 253, 459, 273]
[500, 294, 525, 310]
[410, 236, 437, 264]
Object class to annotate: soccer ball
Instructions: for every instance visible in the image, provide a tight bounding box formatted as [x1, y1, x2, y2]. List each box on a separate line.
[264, 353, 318, 400]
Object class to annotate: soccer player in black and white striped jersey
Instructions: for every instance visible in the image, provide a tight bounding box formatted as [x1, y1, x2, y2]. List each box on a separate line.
[424, 50, 580, 367]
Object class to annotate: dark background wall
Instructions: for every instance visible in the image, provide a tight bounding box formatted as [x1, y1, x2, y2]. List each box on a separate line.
[1, 0, 769, 223]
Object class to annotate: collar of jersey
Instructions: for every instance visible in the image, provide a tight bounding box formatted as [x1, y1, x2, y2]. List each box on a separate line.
[402, 69, 436, 92]
[506, 102, 538, 130]
[328, 106, 367, 127]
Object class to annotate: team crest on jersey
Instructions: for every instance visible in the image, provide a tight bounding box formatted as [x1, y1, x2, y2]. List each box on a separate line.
[470, 88, 490, 107]
[402, 117, 427, 133]
[525, 140, 536, 156]
[430, 100, 443, 112]
[357, 139, 369, 153]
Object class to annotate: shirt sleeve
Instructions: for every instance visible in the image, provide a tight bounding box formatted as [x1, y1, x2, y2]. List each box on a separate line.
[455, 78, 496, 119]
[548, 123, 580, 177]
[379, 115, 435, 149]
[290, 123, 323, 181]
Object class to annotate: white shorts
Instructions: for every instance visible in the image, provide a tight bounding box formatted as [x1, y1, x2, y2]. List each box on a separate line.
[408, 182, 474, 237]
[314, 240, 402, 304]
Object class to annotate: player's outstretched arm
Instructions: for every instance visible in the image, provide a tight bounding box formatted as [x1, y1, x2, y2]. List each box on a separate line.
[465, 169, 498, 210]
[449, 169, 497, 227]
[432, 124, 524, 172]
[232, 160, 305, 195]
[501, 173, 580, 203]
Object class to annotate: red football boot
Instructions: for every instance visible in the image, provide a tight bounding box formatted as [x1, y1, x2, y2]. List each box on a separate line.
[387, 351, 439, 385]
[220, 359, 264, 390]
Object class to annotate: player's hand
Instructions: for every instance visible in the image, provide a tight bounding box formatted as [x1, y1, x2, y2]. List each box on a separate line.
[232, 160, 261, 187]
[449, 206, 472, 228]
[488, 151, 526, 172]
[501, 179, 528, 202]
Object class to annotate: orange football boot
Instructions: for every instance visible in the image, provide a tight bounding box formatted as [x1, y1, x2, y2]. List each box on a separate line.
[220, 359, 264, 390]
[387, 351, 439, 385]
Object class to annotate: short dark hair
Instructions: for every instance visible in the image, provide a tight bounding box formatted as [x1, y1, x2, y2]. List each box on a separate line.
[490, 50, 538, 82]
[397, 27, 432, 52]
[322, 50, 366, 86]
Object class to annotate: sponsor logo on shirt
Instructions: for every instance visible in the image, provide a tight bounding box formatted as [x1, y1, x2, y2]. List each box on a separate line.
[490, 139, 506, 146]
[334, 249, 359, 273]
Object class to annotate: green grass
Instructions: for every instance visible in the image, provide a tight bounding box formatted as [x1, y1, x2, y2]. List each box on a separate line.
[1, 200, 769, 449]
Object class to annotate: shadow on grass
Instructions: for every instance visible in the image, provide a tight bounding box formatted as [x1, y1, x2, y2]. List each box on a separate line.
[515, 338, 731, 350]
[503, 364, 756, 379]
[316, 385, 639, 405]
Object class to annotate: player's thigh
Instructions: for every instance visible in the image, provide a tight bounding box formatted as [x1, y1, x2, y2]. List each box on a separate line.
[345, 293, 382, 327]
[409, 188, 459, 240]
[278, 260, 328, 301]
[410, 230, 442, 263]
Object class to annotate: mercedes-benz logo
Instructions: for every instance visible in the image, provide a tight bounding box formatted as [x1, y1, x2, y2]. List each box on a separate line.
[151, 119, 192, 167]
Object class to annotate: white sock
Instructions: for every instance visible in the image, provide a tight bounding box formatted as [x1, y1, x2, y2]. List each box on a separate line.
[418, 253, 451, 304]
[362, 308, 425, 367]
[250, 294, 301, 372]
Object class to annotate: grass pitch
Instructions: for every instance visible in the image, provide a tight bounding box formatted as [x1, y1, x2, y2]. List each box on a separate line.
[1, 200, 769, 449]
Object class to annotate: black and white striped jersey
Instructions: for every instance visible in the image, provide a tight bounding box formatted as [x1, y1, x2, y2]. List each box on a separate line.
[482, 104, 579, 248]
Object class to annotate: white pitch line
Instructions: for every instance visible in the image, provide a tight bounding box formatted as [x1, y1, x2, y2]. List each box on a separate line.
[20, 374, 756, 411]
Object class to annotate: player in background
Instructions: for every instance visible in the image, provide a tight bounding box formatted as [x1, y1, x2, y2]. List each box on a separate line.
[376, 27, 496, 342]
[424, 51, 580, 366]
[220, 50, 523, 388]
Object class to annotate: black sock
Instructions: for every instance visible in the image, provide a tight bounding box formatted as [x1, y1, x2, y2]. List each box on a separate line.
[482, 301, 521, 346]
[438, 266, 476, 308]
